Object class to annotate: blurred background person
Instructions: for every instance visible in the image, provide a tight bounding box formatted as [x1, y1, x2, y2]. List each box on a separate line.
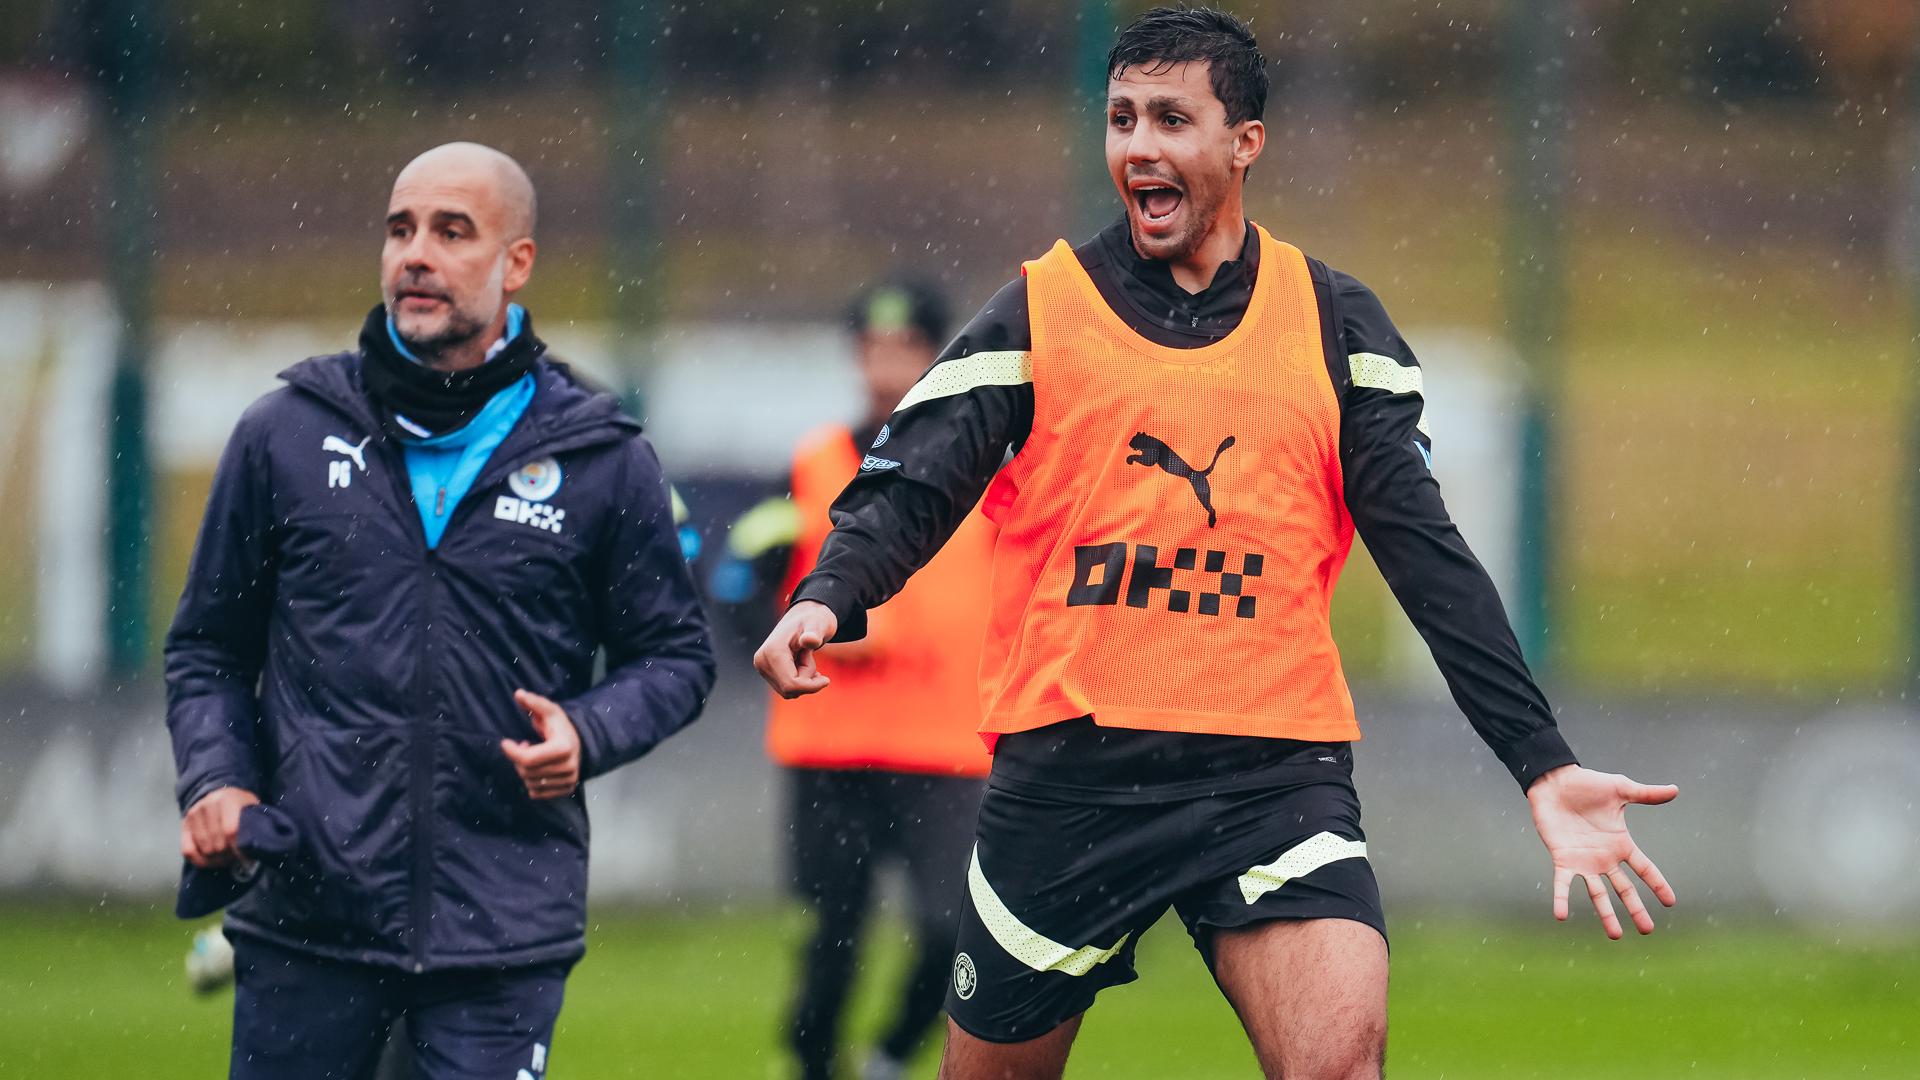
[165, 142, 715, 1080]
[720, 281, 996, 1080]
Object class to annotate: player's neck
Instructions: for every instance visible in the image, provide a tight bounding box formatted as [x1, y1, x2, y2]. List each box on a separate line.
[1163, 193, 1248, 295]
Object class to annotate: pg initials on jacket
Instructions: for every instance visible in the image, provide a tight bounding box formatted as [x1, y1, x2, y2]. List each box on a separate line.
[976, 224, 1360, 742]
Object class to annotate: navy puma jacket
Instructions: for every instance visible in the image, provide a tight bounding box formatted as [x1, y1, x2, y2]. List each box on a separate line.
[164, 348, 714, 971]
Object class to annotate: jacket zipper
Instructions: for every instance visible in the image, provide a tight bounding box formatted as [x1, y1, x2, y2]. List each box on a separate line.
[402, 423, 553, 971]
[378, 405, 618, 970]
[409, 549, 440, 972]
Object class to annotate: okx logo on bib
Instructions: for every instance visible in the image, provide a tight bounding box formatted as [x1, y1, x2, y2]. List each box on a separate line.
[1063, 432, 1265, 618]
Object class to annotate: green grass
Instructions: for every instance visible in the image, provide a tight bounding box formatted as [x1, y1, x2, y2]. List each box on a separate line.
[2, 902, 1912, 1078]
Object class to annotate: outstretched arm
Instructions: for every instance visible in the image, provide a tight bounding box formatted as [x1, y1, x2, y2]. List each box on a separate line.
[760, 278, 1033, 695]
[787, 278, 1033, 641]
[1322, 265, 1680, 934]
[1328, 266, 1576, 787]
[1527, 764, 1679, 937]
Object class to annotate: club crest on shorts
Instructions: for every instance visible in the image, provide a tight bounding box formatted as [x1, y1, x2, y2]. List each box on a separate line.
[953, 952, 978, 1000]
[509, 456, 562, 502]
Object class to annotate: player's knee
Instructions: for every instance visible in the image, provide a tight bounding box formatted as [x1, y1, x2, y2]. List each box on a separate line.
[1311, 1021, 1385, 1080]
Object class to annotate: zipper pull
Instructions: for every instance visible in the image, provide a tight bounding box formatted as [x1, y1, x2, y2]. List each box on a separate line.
[435, 487, 446, 516]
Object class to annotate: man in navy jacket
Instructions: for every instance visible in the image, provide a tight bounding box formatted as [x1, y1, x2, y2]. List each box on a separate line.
[165, 142, 715, 1080]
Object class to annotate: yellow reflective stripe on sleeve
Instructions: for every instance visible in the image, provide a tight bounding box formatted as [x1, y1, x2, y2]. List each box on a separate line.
[669, 485, 690, 527]
[1348, 352, 1430, 437]
[726, 496, 803, 559]
[968, 845, 1131, 976]
[1237, 831, 1370, 904]
[893, 351, 1033, 414]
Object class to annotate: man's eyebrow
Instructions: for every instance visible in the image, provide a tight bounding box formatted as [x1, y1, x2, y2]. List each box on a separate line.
[385, 209, 413, 226]
[1106, 91, 1200, 113]
[426, 209, 478, 231]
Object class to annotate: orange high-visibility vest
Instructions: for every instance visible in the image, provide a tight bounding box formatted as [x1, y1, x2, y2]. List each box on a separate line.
[976, 223, 1359, 742]
[766, 424, 996, 775]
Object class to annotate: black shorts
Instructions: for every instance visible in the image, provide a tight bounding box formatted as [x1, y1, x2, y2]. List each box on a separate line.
[944, 764, 1385, 1043]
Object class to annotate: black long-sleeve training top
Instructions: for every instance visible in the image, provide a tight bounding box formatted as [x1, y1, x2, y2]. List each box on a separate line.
[793, 219, 1576, 799]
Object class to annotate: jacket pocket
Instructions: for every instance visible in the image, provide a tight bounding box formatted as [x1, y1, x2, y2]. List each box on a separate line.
[245, 725, 413, 955]
[428, 730, 590, 959]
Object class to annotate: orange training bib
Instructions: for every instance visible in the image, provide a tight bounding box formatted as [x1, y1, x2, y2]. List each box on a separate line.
[767, 424, 996, 775]
[975, 224, 1359, 741]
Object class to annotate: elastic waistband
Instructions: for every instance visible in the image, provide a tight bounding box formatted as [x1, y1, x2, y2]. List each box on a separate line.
[989, 716, 1354, 805]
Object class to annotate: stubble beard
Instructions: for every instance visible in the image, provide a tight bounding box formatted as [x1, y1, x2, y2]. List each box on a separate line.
[389, 254, 507, 364]
[1128, 175, 1226, 266]
[393, 301, 492, 361]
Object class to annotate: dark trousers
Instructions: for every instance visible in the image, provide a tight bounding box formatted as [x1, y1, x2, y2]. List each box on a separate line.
[229, 933, 572, 1080]
[786, 767, 986, 1080]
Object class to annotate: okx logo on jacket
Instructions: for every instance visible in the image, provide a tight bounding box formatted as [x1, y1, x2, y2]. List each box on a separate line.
[496, 456, 566, 533]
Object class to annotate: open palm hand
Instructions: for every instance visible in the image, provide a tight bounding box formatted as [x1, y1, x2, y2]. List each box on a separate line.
[1527, 765, 1678, 939]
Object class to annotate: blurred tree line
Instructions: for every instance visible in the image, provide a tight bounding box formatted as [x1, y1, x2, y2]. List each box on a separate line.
[3, 0, 1914, 107]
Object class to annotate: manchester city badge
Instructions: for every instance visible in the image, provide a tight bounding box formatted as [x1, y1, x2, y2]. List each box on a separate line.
[509, 456, 562, 502]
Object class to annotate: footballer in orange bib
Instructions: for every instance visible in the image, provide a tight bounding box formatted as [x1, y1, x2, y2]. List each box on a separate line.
[757, 9, 1679, 1078]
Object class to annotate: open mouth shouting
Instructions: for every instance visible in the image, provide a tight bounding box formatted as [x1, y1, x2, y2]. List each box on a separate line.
[1129, 174, 1185, 232]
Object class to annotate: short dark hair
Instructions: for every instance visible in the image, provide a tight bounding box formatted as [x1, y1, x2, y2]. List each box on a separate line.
[846, 278, 949, 347]
[1107, 6, 1268, 127]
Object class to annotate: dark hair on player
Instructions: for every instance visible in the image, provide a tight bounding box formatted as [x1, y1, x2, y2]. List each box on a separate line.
[845, 277, 949, 347]
[1106, 6, 1268, 127]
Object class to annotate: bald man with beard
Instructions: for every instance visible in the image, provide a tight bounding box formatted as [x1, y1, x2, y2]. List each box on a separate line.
[165, 142, 714, 1079]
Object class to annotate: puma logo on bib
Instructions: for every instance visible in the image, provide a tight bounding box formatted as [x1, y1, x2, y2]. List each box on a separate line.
[1125, 432, 1236, 527]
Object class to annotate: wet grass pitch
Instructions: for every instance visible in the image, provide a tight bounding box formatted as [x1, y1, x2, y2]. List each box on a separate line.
[0, 901, 1910, 1078]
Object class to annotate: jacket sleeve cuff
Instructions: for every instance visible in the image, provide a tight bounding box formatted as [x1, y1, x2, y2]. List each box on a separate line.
[790, 574, 868, 642]
[564, 701, 614, 782]
[178, 772, 260, 814]
[1495, 727, 1580, 792]
[168, 692, 264, 812]
[560, 651, 713, 782]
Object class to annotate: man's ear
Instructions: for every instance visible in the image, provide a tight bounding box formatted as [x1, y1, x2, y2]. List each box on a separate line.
[503, 237, 537, 293]
[1232, 120, 1265, 174]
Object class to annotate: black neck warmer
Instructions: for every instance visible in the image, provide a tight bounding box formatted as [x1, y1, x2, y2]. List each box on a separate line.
[357, 304, 544, 439]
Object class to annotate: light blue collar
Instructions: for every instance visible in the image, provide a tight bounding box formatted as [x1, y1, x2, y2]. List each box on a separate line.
[401, 373, 537, 548]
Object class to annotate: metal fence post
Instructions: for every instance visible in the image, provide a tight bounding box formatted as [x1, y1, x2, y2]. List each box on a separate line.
[1905, 34, 1920, 698]
[607, 0, 664, 422]
[99, 0, 160, 677]
[1501, 0, 1571, 674]
[1072, 0, 1117, 243]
